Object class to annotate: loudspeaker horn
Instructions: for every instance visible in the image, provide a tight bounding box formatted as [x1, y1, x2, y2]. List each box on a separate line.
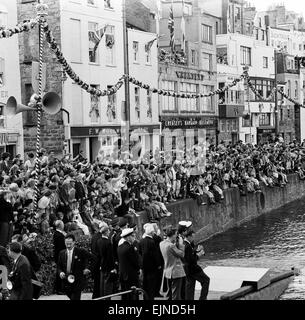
[41, 92, 61, 115]
[5, 96, 36, 116]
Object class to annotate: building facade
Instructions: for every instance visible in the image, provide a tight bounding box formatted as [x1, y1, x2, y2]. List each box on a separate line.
[0, 1, 24, 157]
[217, 32, 275, 145]
[158, 3, 219, 161]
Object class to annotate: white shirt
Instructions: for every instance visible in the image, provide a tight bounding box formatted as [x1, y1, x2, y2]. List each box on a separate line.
[66, 248, 74, 273]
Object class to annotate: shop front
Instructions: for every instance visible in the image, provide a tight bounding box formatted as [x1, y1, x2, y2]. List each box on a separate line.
[257, 128, 276, 144]
[71, 124, 160, 162]
[160, 116, 217, 162]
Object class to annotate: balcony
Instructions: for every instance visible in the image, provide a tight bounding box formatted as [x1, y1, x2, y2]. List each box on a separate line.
[218, 90, 244, 118]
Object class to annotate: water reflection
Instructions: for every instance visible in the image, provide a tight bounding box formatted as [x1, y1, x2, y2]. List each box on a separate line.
[198, 198, 305, 299]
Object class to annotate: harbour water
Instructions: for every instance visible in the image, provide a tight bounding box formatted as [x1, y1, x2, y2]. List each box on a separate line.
[199, 197, 305, 300]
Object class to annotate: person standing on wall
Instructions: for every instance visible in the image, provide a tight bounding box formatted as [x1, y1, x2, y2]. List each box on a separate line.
[57, 234, 91, 300]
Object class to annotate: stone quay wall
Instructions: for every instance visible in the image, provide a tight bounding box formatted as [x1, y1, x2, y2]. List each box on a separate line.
[138, 174, 305, 243]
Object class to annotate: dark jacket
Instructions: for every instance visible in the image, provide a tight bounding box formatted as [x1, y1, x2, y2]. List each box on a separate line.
[183, 240, 202, 277]
[22, 244, 41, 273]
[96, 237, 115, 273]
[57, 247, 90, 291]
[90, 232, 104, 273]
[53, 230, 66, 264]
[75, 181, 86, 200]
[0, 245, 10, 271]
[0, 198, 14, 223]
[9, 255, 33, 300]
[138, 236, 162, 273]
[117, 241, 140, 284]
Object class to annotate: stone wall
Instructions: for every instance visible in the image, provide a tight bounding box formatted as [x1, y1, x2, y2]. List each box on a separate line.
[17, 0, 65, 156]
[138, 174, 305, 243]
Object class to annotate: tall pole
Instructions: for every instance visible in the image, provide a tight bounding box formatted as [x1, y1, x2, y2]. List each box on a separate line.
[122, 0, 130, 158]
[274, 49, 278, 137]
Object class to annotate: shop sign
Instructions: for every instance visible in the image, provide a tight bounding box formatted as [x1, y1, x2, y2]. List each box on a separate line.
[257, 128, 275, 134]
[7, 133, 18, 143]
[161, 117, 216, 129]
[175, 71, 204, 81]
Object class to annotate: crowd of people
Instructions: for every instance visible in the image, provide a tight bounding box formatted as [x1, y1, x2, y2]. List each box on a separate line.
[1, 136, 305, 300]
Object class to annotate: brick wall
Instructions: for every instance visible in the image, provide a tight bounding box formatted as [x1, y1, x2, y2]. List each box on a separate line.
[17, 0, 65, 156]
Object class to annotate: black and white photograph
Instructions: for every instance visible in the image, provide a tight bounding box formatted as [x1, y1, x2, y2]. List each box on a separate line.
[1, 0, 305, 313]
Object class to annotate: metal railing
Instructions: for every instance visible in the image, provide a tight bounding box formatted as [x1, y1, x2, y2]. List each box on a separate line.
[94, 286, 148, 300]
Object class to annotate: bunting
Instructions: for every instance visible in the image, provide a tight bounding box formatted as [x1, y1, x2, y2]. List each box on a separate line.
[89, 24, 109, 55]
[145, 37, 157, 52]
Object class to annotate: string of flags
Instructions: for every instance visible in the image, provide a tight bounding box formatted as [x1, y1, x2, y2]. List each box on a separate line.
[0, 18, 39, 39]
[0, 14, 304, 109]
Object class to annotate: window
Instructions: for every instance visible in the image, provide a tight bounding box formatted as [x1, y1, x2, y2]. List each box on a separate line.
[259, 113, 271, 126]
[89, 85, 100, 123]
[135, 87, 140, 119]
[201, 24, 212, 43]
[246, 23, 251, 34]
[0, 57, 4, 87]
[0, 7, 7, 28]
[220, 120, 225, 132]
[105, 25, 115, 65]
[240, 46, 251, 65]
[280, 108, 283, 121]
[250, 79, 275, 102]
[201, 85, 214, 112]
[161, 80, 176, 111]
[191, 50, 197, 65]
[71, 84, 83, 124]
[295, 81, 298, 98]
[262, 30, 265, 41]
[0, 104, 4, 128]
[255, 28, 259, 40]
[88, 22, 99, 63]
[145, 43, 151, 64]
[263, 57, 268, 68]
[202, 52, 212, 71]
[133, 41, 139, 62]
[287, 108, 291, 119]
[107, 85, 116, 122]
[180, 83, 198, 112]
[232, 119, 237, 131]
[104, 0, 113, 9]
[259, 18, 262, 27]
[287, 80, 291, 96]
[217, 47, 228, 65]
[299, 44, 302, 51]
[147, 89, 152, 119]
[216, 21, 219, 35]
[70, 19, 81, 63]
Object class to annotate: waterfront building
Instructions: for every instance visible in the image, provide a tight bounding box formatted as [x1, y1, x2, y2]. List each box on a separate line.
[0, 1, 24, 157]
[217, 32, 275, 144]
[158, 1, 219, 161]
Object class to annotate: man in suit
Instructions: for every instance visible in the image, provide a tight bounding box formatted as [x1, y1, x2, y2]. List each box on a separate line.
[96, 223, 117, 298]
[53, 220, 66, 293]
[138, 223, 162, 300]
[159, 225, 185, 300]
[57, 234, 91, 300]
[117, 228, 142, 300]
[7, 242, 33, 300]
[183, 228, 210, 300]
[91, 221, 108, 299]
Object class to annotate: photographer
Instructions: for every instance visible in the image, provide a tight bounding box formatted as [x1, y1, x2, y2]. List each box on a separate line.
[159, 225, 185, 300]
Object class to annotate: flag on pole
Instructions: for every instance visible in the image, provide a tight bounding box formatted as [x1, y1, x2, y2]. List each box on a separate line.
[156, 0, 162, 37]
[168, 0, 175, 53]
[89, 24, 109, 54]
[181, 0, 186, 53]
[227, 6, 232, 33]
[145, 37, 157, 52]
